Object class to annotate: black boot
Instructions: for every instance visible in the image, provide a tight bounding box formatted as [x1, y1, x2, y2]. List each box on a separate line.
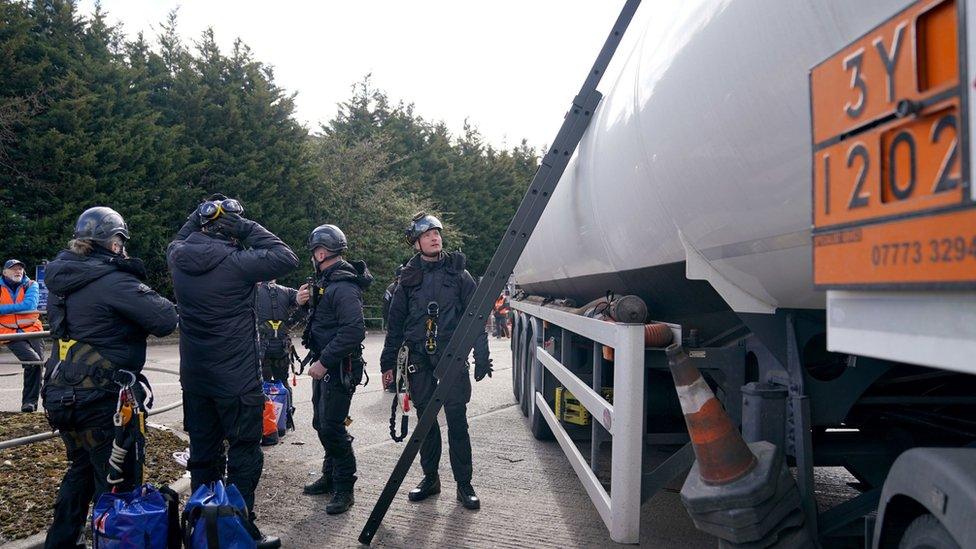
[244, 521, 281, 549]
[407, 475, 441, 502]
[457, 483, 480, 510]
[303, 474, 334, 495]
[326, 491, 355, 515]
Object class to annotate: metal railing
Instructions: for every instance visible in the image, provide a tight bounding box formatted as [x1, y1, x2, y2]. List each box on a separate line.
[512, 299, 650, 544]
[0, 330, 50, 343]
[363, 305, 384, 331]
[0, 330, 184, 449]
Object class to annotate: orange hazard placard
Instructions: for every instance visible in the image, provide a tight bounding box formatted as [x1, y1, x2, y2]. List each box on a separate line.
[810, 0, 976, 289]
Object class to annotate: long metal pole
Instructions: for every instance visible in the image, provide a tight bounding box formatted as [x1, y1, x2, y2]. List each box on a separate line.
[0, 331, 50, 342]
[358, 1, 642, 543]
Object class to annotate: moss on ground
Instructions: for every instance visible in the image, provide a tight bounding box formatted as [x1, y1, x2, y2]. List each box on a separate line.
[0, 412, 187, 542]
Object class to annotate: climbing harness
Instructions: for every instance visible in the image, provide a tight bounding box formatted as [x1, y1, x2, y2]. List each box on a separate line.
[389, 346, 411, 442]
[424, 301, 439, 355]
[289, 346, 304, 386]
[107, 370, 146, 488]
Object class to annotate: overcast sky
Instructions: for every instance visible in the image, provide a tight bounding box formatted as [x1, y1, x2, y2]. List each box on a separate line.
[76, 1, 629, 149]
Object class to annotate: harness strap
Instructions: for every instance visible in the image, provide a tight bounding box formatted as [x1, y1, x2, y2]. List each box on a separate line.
[389, 345, 411, 442]
[58, 339, 77, 361]
[267, 320, 283, 338]
[424, 302, 439, 355]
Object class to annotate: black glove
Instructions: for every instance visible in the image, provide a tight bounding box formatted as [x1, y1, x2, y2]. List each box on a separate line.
[474, 360, 493, 382]
[209, 213, 253, 241]
[175, 210, 204, 240]
[186, 210, 203, 229]
[230, 215, 256, 241]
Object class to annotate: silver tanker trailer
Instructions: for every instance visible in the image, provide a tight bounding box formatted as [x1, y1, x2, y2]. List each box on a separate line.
[509, 0, 976, 547]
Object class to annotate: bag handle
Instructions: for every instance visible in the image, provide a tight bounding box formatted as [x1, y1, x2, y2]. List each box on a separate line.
[159, 485, 181, 549]
[202, 507, 221, 549]
[181, 505, 202, 549]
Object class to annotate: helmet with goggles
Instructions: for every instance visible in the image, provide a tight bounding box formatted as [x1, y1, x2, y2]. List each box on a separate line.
[405, 212, 443, 245]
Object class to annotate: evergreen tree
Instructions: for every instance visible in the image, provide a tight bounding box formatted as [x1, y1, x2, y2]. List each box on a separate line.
[0, 2, 539, 307]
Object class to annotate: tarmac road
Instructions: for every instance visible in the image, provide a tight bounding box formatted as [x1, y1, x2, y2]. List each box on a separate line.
[2, 334, 861, 548]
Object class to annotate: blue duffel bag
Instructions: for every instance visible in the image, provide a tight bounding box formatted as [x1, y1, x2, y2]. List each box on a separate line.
[181, 480, 257, 548]
[92, 484, 181, 549]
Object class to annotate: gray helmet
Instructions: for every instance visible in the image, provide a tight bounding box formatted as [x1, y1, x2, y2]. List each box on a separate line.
[73, 207, 130, 244]
[307, 224, 347, 253]
[405, 212, 442, 245]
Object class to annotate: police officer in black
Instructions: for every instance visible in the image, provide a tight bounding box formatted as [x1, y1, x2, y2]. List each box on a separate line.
[256, 280, 299, 385]
[298, 224, 372, 515]
[168, 195, 298, 549]
[380, 213, 493, 510]
[42, 207, 178, 548]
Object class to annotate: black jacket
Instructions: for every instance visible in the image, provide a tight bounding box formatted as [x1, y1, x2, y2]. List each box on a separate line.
[305, 259, 373, 366]
[380, 252, 489, 372]
[167, 221, 299, 397]
[381, 280, 397, 324]
[44, 248, 178, 370]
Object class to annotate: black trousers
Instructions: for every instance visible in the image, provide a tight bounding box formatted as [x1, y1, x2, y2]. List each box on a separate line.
[45, 397, 141, 548]
[408, 360, 473, 484]
[261, 355, 290, 385]
[311, 373, 357, 491]
[7, 339, 43, 408]
[183, 388, 265, 514]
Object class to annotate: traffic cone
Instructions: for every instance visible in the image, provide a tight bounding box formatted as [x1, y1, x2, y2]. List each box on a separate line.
[666, 343, 756, 485]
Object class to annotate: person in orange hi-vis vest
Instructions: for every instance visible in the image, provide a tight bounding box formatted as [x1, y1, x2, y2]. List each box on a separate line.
[0, 258, 44, 412]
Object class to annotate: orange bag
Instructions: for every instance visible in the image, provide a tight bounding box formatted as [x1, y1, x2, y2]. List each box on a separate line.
[261, 399, 279, 446]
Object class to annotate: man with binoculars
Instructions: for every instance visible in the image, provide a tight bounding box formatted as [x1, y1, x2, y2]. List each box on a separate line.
[167, 194, 298, 549]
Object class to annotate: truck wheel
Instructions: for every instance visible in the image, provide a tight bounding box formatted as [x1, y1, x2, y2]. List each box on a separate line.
[512, 313, 525, 402]
[529, 361, 553, 441]
[899, 514, 960, 549]
[519, 324, 532, 417]
[512, 314, 523, 402]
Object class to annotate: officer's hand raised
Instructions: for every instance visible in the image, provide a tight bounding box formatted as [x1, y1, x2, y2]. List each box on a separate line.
[308, 361, 327, 380]
[296, 284, 310, 306]
[474, 360, 493, 382]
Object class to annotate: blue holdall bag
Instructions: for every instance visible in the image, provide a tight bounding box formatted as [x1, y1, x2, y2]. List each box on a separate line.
[181, 480, 257, 548]
[263, 380, 290, 437]
[92, 484, 181, 548]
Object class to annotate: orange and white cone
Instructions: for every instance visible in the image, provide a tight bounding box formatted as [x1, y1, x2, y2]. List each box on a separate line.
[666, 343, 756, 485]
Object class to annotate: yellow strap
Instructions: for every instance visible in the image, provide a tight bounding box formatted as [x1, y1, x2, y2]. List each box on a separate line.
[267, 320, 283, 337]
[58, 339, 77, 361]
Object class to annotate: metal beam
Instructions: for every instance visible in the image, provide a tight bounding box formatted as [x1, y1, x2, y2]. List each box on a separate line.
[640, 443, 694, 504]
[538, 346, 613, 432]
[819, 488, 881, 538]
[0, 331, 49, 342]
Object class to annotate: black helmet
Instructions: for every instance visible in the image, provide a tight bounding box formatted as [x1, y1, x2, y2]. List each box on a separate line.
[307, 224, 347, 253]
[405, 212, 442, 245]
[73, 207, 130, 244]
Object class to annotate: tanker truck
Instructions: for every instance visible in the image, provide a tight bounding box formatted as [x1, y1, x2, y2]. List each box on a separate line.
[508, 0, 976, 547]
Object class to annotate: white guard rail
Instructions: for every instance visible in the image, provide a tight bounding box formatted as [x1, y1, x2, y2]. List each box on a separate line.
[511, 299, 646, 544]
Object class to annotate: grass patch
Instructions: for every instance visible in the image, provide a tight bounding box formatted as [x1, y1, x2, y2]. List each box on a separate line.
[0, 412, 186, 542]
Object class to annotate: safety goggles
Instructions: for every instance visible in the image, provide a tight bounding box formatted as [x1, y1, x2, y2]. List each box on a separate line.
[198, 198, 244, 221]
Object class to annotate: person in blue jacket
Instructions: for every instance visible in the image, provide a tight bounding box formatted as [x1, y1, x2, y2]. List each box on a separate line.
[0, 259, 45, 412]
